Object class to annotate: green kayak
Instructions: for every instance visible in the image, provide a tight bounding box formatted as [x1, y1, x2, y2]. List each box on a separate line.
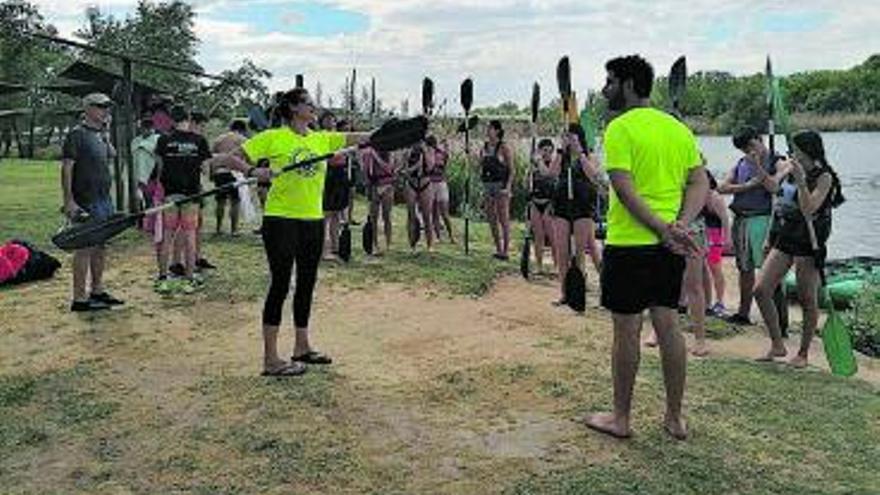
[783, 256, 880, 309]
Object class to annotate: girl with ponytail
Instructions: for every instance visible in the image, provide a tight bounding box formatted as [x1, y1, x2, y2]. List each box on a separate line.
[753, 130, 843, 368]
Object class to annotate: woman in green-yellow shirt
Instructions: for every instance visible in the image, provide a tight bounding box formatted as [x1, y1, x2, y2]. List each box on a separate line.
[236, 88, 364, 376]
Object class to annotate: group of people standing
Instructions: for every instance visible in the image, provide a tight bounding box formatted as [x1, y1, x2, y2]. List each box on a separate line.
[60, 53, 845, 441]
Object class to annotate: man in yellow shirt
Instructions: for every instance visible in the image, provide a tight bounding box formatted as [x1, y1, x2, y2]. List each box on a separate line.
[584, 55, 708, 441]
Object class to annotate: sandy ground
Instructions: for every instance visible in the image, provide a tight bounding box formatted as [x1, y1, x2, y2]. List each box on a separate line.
[2, 246, 878, 493]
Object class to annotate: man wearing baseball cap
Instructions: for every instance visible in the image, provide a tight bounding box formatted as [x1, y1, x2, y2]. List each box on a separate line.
[60, 92, 124, 312]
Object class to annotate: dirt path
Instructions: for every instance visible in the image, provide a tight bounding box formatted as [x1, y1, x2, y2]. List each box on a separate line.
[3, 247, 878, 493]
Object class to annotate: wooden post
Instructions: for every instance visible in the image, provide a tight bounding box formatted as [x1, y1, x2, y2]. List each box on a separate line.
[122, 58, 137, 213]
[111, 105, 123, 210]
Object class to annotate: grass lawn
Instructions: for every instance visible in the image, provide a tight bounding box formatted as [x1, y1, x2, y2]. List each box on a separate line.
[1, 160, 879, 494]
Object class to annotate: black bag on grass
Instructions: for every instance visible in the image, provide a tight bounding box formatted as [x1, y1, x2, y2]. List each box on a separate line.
[3, 240, 61, 286]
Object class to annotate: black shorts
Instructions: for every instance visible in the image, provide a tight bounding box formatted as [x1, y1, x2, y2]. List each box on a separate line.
[212, 172, 240, 201]
[552, 183, 596, 221]
[601, 244, 685, 314]
[323, 174, 350, 212]
[769, 230, 825, 259]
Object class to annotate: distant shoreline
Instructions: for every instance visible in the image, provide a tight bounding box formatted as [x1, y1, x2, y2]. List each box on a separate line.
[686, 112, 880, 135]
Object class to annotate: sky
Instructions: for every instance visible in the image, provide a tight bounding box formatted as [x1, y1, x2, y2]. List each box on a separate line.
[31, 0, 880, 113]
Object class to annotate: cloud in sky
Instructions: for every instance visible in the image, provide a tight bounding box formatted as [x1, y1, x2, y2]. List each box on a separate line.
[31, 0, 880, 112]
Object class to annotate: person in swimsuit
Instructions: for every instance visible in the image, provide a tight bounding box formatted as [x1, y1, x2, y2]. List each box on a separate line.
[402, 140, 436, 252]
[427, 135, 456, 244]
[528, 138, 558, 274]
[550, 124, 604, 305]
[479, 120, 514, 260]
[361, 144, 396, 253]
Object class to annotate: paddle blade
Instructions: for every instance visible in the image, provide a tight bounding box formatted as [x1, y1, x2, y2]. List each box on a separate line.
[51, 213, 140, 251]
[564, 263, 586, 313]
[339, 224, 351, 262]
[460, 78, 473, 113]
[422, 77, 434, 115]
[822, 308, 858, 376]
[456, 115, 479, 133]
[520, 235, 531, 280]
[409, 215, 421, 248]
[362, 216, 374, 255]
[556, 56, 571, 99]
[368, 116, 428, 153]
[531, 82, 540, 124]
[295, 74, 304, 89]
[370, 77, 376, 116]
[765, 55, 774, 108]
[669, 56, 687, 114]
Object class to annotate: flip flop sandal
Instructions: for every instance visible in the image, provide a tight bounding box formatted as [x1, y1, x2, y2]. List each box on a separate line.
[292, 351, 333, 365]
[261, 362, 307, 377]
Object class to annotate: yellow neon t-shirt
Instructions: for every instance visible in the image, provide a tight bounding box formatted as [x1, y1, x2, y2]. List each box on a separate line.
[603, 107, 701, 246]
[242, 127, 346, 220]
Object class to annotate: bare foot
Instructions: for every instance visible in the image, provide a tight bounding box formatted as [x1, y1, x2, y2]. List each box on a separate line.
[788, 355, 808, 368]
[582, 413, 631, 439]
[663, 415, 688, 441]
[755, 346, 787, 362]
[690, 343, 710, 357]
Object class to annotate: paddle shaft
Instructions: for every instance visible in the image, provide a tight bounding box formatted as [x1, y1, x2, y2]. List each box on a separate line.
[464, 108, 471, 255]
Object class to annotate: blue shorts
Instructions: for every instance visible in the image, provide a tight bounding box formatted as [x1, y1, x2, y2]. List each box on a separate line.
[82, 197, 114, 222]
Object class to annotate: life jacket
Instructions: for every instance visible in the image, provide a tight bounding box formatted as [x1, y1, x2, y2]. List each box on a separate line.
[770, 167, 833, 246]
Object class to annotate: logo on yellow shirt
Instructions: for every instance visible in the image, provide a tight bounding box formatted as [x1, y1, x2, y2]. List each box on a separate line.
[290, 147, 323, 177]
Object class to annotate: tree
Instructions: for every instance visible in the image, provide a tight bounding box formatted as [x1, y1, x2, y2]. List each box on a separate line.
[0, 1, 74, 157]
[76, 0, 202, 93]
[184, 59, 271, 122]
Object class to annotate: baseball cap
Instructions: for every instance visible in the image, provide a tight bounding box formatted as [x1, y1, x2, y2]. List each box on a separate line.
[83, 93, 112, 108]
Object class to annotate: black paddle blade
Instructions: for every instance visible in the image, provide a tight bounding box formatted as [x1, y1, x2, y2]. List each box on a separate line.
[765, 55, 774, 108]
[669, 56, 687, 111]
[520, 235, 531, 280]
[370, 77, 376, 116]
[564, 263, 586, 313]
[51, 213, 140, 251]
[531, 82, 540, 124]
[295, 74, 304, 89]
[362, 217, 374, 255]
[369, 116, 428, 153]
[339, 224, 351, 262]
[460, 78, 473, 113]
[556, 56, 571, 99]
[456, 115, 479, 133]
[422, 77, 434, 115]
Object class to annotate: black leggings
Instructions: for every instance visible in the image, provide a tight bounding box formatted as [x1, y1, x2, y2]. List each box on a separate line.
[261, 216, 324, 328]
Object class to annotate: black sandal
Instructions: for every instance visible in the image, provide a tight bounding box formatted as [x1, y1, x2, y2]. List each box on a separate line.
[261, 362, 307, 377]
[292, 351, 333, 365]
